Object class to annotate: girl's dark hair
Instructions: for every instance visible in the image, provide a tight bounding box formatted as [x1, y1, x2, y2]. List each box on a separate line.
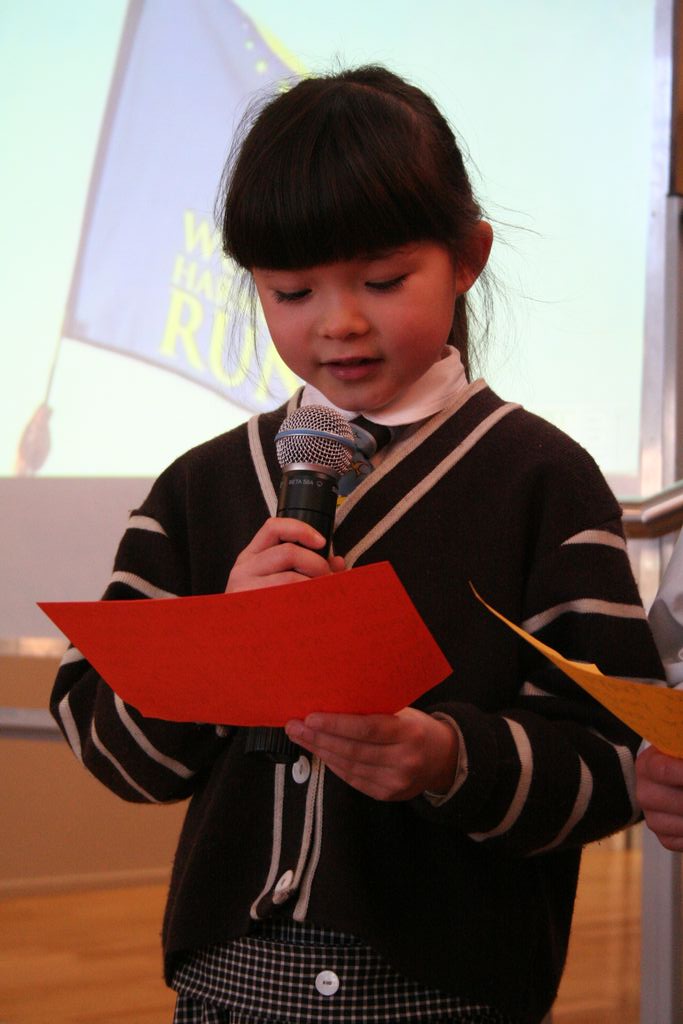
[217, 65, 489, 377]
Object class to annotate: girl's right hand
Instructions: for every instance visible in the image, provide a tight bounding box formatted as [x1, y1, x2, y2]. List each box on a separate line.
[226, 516, 345, 592]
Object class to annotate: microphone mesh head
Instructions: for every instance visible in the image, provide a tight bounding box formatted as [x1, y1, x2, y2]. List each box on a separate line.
[275, 405, 355, 476]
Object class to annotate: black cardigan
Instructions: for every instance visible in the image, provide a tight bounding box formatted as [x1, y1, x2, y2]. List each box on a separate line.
[50, 382, 664, 1023]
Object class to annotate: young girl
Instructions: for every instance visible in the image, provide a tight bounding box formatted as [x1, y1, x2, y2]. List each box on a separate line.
[51, 66, 663, 1024]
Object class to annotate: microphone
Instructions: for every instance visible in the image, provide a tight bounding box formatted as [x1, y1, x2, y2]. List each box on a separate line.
[274, 404, 355, 555]
[244, 405, 355, 763]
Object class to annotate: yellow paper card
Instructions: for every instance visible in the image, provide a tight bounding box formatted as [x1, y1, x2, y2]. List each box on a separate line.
[471, 585, 683, 758]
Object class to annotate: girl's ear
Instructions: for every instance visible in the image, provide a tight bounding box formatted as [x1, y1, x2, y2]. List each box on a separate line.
[455, 221, 493, 296]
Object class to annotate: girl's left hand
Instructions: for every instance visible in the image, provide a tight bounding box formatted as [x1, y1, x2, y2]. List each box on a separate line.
[285, 707, 459, 801]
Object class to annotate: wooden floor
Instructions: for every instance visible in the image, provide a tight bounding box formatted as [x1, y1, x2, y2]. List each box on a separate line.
[0, 845, 640, 1024]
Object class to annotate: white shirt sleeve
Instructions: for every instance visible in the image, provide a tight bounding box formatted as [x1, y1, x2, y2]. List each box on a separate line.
[649, 530, 683, 688]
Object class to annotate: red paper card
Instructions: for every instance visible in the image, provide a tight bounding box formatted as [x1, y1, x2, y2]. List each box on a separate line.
[39, 562, 451, 726]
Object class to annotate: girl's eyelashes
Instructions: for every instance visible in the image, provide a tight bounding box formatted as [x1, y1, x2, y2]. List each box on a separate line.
[273, 288, 311, 303]
[270, 272, 408, 302]
[366, 274, 408, 292]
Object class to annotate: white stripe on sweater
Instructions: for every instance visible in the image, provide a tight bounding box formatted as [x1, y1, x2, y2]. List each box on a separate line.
[114, 695, 194, 779]
[127, 514, 168, 537]
[290, 757, 323, 896]
[251, 765, 287, 920]
[57, 693, 83, 761]
[248, 414, 278, 517]
[561, 529, 627, 552]
[469, 719, 532, 841]
[250, 390, 302, 519]
[533, 757, 593, 854]
[345, 401, 519, 568]
[336, 379, 490, 529]
[519, 680, 553, 698]
[522, 598, 646, 635]
[90, 721, 160, 803]
[294, 761, 327, 922]
[589, 730, 639, 824]
[60, 646, 85, 666]
[109, 571, 177, 600]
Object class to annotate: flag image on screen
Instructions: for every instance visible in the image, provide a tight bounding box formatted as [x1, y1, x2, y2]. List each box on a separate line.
[62, 0, 299, 412]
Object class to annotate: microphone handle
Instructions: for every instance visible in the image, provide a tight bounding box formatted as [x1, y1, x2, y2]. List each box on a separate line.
[243, 725, 300, 763]
[245, 465, 339, 763]
[276, 466, 339, 557]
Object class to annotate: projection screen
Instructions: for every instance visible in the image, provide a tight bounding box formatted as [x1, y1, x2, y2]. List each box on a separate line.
[0, 0, 656, 639]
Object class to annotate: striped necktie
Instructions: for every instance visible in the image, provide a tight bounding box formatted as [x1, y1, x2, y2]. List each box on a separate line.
[338, 416, 394, 498]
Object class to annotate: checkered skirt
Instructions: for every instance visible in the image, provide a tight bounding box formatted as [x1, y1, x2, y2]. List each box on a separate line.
[171, 920, 519, 1024]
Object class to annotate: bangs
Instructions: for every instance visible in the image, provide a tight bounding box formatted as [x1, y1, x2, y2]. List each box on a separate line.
[221, 78, 459, 270]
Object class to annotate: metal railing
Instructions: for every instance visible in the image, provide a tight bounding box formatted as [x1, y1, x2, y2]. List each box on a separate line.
[621, 479, 683, 538]
[0, 705, 61, 740]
